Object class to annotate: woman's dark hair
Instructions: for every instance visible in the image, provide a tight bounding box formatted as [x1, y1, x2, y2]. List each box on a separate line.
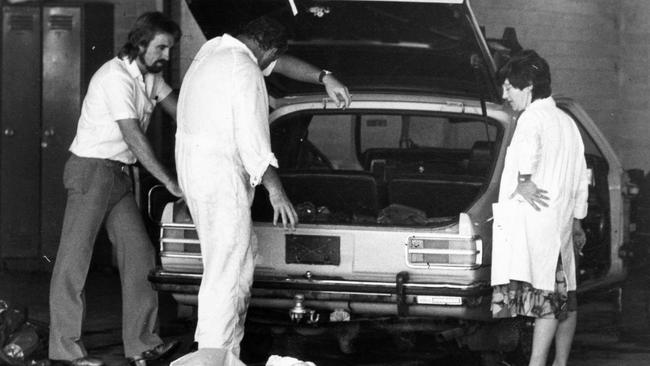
[498, 49, 552, 101]
[118, 12, 181, 61]
[239, 16, 289, 54]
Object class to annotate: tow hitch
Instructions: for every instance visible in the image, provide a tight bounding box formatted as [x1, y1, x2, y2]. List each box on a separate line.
[289, 294, 319, 324]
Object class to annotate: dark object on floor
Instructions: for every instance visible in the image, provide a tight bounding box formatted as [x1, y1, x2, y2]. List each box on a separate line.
[0, 300, 49, 366]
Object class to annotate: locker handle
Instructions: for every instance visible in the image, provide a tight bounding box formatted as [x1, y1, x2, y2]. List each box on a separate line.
[41, 128, 55, 148]
[3, 128, 14, 137]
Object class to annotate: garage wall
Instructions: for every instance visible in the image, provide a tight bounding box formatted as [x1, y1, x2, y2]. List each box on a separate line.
[617, 1, 650, 172]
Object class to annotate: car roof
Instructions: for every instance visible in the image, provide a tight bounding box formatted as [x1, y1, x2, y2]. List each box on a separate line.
[185, 0, 500, 102]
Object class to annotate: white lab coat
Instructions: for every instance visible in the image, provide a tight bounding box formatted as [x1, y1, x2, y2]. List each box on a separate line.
[175, 34, 277, 354]
[491, 97, 589, 291]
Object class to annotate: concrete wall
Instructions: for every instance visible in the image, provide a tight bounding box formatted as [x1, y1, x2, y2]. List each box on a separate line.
[173, 1, 650, 171]
[618, 0, 650, 171]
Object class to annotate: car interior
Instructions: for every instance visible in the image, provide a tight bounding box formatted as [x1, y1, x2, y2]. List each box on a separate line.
[251, 112, 500, 225]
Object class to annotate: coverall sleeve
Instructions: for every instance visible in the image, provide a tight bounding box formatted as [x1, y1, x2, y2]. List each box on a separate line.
[233, 65, 279, 187]
[102, 73, 139, 121]
[510, 110, 542, 175]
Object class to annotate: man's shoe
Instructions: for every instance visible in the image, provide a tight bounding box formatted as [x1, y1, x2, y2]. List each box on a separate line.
[129, 340, 180, 364]
[51, 356, 105, 366]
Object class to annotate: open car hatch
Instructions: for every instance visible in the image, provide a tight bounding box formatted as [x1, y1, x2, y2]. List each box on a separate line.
[185, 0, 499, 101]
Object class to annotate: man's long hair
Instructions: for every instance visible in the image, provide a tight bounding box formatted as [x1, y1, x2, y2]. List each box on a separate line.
[118, 12, 181, 61]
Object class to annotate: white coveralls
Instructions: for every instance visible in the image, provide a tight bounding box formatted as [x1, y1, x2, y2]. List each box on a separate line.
[175, 34, 277, 356]
[491, 97, 590, 292]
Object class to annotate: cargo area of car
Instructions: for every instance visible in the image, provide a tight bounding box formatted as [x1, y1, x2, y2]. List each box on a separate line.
[251, 168, 487, 226]
[251, 110, 500, 226]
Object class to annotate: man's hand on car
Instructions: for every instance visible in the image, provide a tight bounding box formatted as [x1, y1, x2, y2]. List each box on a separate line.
[322, 74, 351, 109]
[269, 191, 298, 230]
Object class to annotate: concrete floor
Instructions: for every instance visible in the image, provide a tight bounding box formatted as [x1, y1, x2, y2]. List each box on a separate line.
[1, 264, 650, 366]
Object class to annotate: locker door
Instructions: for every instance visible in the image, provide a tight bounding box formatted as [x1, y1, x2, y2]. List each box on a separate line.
[41, 6, 82, 257]
[0, 6, 42, 258]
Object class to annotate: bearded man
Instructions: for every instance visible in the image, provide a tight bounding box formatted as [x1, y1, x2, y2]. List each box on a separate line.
[48, 12, 182, 366]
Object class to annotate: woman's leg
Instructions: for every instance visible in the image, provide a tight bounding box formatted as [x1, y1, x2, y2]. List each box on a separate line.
[529, 318, 559, 366]
[551, 310, 577, 366]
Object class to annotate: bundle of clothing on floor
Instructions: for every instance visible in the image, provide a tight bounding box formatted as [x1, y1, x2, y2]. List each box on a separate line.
[0, 300, 48, 366]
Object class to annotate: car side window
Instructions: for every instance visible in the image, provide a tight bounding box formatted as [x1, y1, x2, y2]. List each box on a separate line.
[358, 115, 497, 150]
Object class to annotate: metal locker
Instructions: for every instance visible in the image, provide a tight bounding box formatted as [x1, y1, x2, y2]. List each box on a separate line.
[0, 5, 42, 260]
[40, 5, 82, 260]
[40, 3, 114, 258]
[0, 3, 113, 267]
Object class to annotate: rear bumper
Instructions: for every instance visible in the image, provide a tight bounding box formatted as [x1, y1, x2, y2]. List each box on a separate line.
[149, 268, 493, 320]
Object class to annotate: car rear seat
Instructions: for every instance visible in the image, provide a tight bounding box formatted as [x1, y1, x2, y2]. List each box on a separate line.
[364, 147, 470, 180]
[466, 140, 496, 177]
[251, 171, 380, 221]
[387, 174, 484, 217]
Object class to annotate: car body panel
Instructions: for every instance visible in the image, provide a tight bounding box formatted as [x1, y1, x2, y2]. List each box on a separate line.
[554, 97, 628, 291]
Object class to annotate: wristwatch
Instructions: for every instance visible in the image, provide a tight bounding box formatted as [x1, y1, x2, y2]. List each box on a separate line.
[318, 69, 332, 83]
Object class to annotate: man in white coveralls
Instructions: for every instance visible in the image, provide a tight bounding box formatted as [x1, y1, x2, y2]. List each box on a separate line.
[172, 15, 351, 365]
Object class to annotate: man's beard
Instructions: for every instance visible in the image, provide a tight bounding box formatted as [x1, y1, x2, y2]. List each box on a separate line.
[138, 53, 167, 73]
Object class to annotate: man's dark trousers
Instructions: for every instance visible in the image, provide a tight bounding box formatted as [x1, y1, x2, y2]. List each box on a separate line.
[49, 154, 162, 361]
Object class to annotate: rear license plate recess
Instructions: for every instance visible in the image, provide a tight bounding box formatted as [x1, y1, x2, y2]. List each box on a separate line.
[285, 234, 340, 265]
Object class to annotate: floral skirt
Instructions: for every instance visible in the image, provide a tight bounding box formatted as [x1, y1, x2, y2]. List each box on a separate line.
[491, 258, 577, 320]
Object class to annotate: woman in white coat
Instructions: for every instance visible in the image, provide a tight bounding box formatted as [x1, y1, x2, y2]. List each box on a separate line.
[490, 50, 590, 366]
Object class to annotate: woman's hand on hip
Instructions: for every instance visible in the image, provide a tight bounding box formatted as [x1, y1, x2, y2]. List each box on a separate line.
[510, 180, 549, 211]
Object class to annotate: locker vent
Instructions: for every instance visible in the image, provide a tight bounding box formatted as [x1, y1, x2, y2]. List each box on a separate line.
[8, 15, 33, 31]
[48, 15, 73, 30]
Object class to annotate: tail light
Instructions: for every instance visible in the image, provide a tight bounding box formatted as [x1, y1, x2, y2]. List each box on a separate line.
[405, 213, 482, 269]
[406, 236, 482, 268]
